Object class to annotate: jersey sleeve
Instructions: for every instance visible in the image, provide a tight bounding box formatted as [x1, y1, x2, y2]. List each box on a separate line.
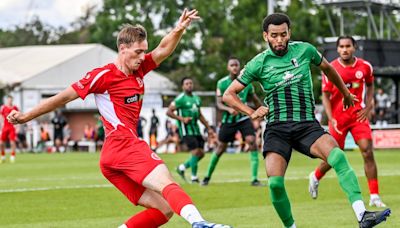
[248, 83, 255, 95]
[216, 80, 223, 97]
[140, 52, 158, 77]
[364, 61, 374, 84]
[321, 74, 333, 93]
[71, 68, 109, 100]
[305, 43, 323, 66]
[237, 59, 260, 86]
[173, 96, 182, 109]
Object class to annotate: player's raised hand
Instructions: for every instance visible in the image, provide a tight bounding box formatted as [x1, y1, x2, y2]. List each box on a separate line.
[177, 8, 200, 30]
[330, 118, 343, 135]
[7, 110, 24, 125]
[250, 106, 269, 121]
[342, 93, 359, 110]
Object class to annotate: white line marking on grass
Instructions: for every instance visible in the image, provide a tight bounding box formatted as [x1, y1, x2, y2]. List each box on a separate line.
[0, 172, 398, 193]
[0, 184, 113, 193]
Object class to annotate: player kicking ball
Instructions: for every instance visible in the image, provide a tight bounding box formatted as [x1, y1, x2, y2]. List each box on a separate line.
[7, 9, 231, 228]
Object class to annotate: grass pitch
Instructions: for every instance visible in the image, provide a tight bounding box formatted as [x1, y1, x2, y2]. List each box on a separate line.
[0, 150, 398, 227]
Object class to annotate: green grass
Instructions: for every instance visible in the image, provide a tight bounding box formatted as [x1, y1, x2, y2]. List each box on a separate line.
[0, 150, 398, 227]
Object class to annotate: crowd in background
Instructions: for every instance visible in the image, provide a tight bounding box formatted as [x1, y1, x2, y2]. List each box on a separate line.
[0, 87, 396, 154]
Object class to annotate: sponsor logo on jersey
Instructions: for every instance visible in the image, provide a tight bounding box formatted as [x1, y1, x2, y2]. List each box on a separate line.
[124, 94, 143, 104]
[151, 152, 161, 161]
[355, 70, 363, 79]
[136, 77, 144, 88]
[291, 58, 299, 67]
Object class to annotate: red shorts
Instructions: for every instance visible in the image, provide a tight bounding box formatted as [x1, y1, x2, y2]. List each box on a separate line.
[100, 137, 164, 205]
[1, 126, 16, 142]
[329, 119, 372, 149]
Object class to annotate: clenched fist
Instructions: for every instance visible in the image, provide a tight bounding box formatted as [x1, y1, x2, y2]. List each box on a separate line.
[250, 106, 269, 120]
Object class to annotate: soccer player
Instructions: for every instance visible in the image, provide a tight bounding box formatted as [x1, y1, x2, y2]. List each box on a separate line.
[201, 57, 263, 186]
[167, 77, 214, 183]
[308, 36, 386, 208]
[0, 95, 19, 163]
[223, 13, 390, 228]
[7, 9, 230, 228]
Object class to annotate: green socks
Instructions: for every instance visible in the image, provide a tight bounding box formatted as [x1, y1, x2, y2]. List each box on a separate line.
[268, 176, 294, 227]
[205, 152, 220, 178]
[190, 155, 201, 177]
[327, 147, 362, 204]
[250, 151, 259, 181]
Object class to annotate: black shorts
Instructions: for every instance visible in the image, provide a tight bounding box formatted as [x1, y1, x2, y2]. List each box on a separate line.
[181, 136, 205, 151]
[263, 120, 328, 163]
[218, 118, 255, 143]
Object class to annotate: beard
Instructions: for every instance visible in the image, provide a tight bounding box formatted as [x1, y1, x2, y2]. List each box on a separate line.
[269, 41, 289, 56]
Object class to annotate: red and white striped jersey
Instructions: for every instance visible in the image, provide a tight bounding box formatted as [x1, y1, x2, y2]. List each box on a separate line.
[72, 53, 157, 138]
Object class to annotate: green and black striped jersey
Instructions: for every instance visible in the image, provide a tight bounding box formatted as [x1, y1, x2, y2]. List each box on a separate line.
[237, 41, 322, 123]
[217, 76, 254, 124]
[173, 92, 202, 137]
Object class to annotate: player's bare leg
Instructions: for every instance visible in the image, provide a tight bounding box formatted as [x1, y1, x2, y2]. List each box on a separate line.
[0, 141, 5, 163]
[265, 152, 296, 228]
[142, 164, 231, 227]
[244, 135, 261, 186]
[310, 134, 390, 226]
[357, 139, 386, 207]
[201, 142, 228, 185]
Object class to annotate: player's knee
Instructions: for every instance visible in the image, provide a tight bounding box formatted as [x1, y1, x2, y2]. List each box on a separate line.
[268, 176, 285, 193]
[327, 147, 350, 170]
[163, 208, 174, 219]
[361, 148, 374, 161]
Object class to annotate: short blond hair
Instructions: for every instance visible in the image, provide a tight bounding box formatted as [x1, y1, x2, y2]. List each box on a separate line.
[116, 24, 147, 49]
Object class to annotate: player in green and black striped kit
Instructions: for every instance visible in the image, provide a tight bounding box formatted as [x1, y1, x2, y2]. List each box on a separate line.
[201, 57, 263, 186]
[223, 13, 390, 228]
[167, 77, 214, 183]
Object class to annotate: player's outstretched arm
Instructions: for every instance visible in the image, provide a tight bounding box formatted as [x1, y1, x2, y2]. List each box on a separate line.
[319, 58, 357, 109]
[151, 8, 200, 65]
[7, 87, 79, 124]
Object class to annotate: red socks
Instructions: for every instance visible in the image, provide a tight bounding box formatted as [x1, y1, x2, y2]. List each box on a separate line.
[125, 208, 168, 228]
[162, 183, 193, 215]
[11, 151, 15, 156]
[368, 179, 379, 194]
[1, 150, 4, 156]
[314, 167, 325, 180]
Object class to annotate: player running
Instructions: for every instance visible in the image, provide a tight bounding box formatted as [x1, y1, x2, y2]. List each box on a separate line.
[7, 9, 231, 228]
[201, 57, 262, 186]
[0, 95, 19, 163]
[223, 13, 390, 228]
[167, 77, 214, 183]
[308, 35, 386, 208]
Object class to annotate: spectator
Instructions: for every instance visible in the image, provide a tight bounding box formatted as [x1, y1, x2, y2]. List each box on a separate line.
[156, 120, 180, 153]
[37, 125, 51, 152]
[83, 123, 95, 141]
[375, 88, 390, 126]
[204, 125, 218, 152]
[16, 124, 28, 152]
[136, 116, 147, 139]
[51, 110, 67, 152]
[149, 109, 159, 149]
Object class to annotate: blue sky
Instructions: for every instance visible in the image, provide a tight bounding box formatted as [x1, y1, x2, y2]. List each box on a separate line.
[0, 0, 103, 30]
